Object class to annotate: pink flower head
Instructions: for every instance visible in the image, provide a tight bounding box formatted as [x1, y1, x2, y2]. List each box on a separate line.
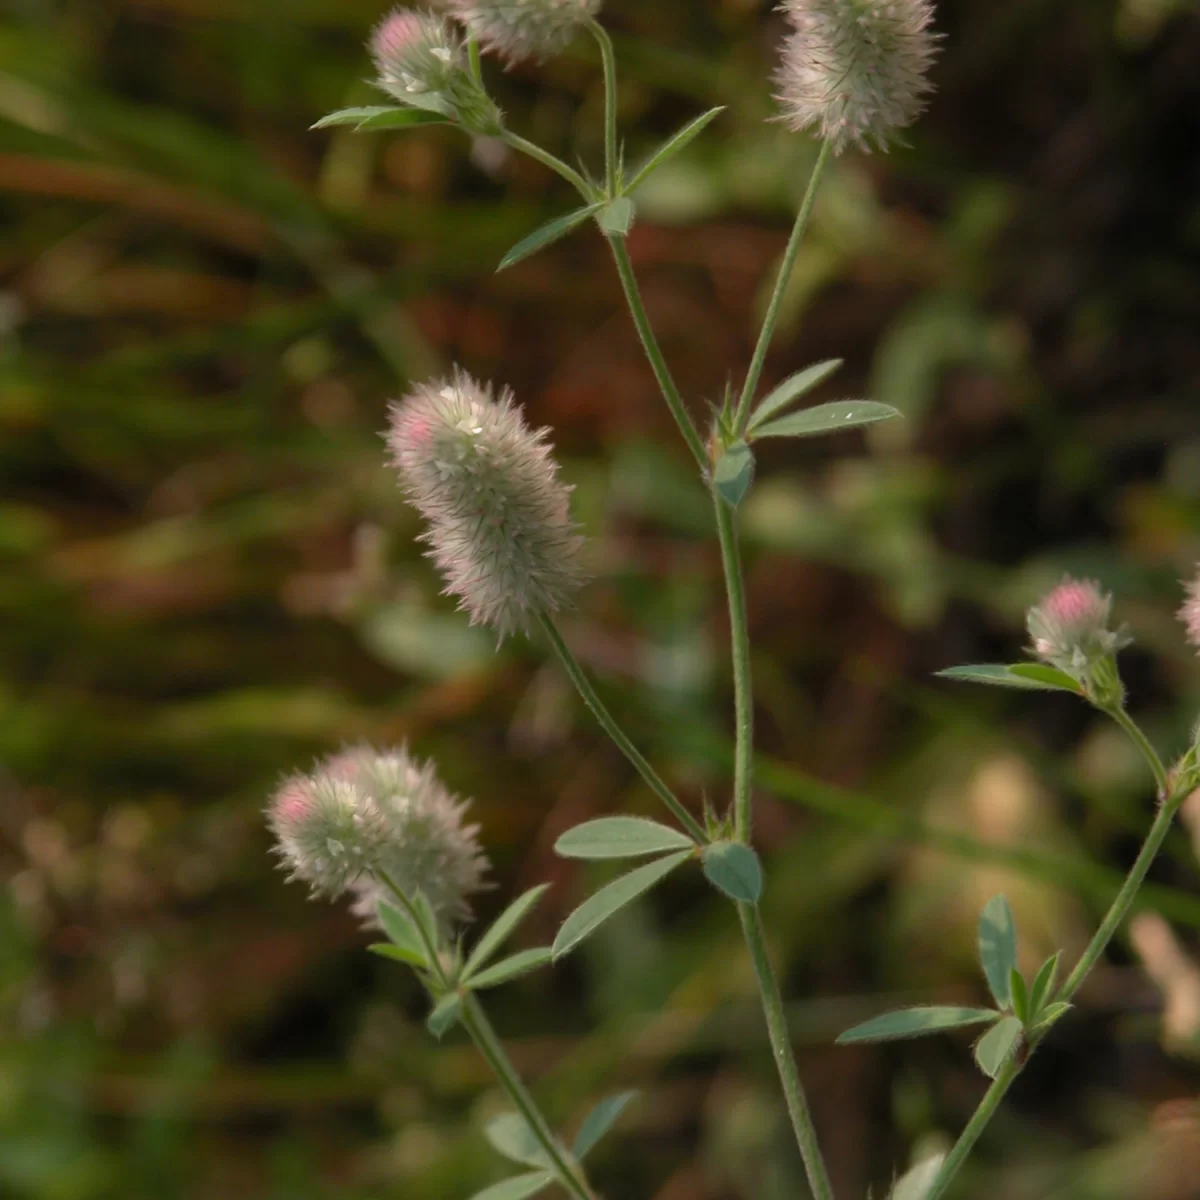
[1026, 575, 1127, 682]
[1180, 566, 1200, 653]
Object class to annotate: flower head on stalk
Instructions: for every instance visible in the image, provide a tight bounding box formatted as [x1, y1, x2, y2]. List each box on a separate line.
[446, 0, 601, 63]
[1179, 566, 1200, 653]
[386, 370, 586, 640]
[268, 744, 489, 929]
[774, 0, 938, 153]
[370, 7, 502, 134]
[1027, 576, 1129, 706]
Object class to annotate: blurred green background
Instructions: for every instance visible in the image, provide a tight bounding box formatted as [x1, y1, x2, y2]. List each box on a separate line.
[2, 0, 1200, 1197]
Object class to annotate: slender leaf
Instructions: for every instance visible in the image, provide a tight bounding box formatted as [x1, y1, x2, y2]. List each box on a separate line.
[1007, 663, 1083, 693]
[311, 106, 448, 131]
[597, 197, 636, 236]
[837, 1006, 1000, 1045]
[1032, 1001, 1072, 1033]
[469, 947, 553, 990]
[1009, 967, 1030, 1025]
[890, 1154, 946, 1200]
[555, 817, 695, 860]
[467, 1172, 554, 1200]
[750, 400, 901, 441]
[626, 106, 726, 192]
[485, 1114, 549, 1168]
[378, 901, 429, 966]
[311, 105, 396, 129]
[552, 851, 692, 959]
[937, 664, 1069, 691]
[414, 892, 441, 948]
[748, 359, 844, 431]
[1029, 951, 1061, 1016]
[713, 441, 754, 507]
[573, 1091, 638, 1159]
[368, 942, 427, 968]
[974, 1015, 1022, 1078]
[463, 885, 550, 979]
[426, 993, 462, 1039]
[498, 204, 603, 271]
[701, 841, 763, 903]
[978, 895, 1018, 1008]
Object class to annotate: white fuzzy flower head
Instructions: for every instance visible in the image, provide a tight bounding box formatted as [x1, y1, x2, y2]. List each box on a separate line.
[1179, 567, 1200, 653]
[775, 0, 938, 153]
[386, 370, 586, 640]
[446, 0, 601, 63]
[269, 745, 489, 928]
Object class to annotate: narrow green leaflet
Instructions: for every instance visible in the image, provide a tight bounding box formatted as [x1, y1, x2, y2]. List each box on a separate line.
[573, 1091, 637, 1159]
[414, 892, 441, 947]
[701, 841, 763, 904]
[747, 359, 844, 432]
[554, 817, 695, 860]
[1032, 1001, 1071, 1033]
[311, 106, 448, 131]
[713, 441, 755, 507]
[1006, 663, 1083, 693]
[485, 1113, 550, 1168]
[378, 901, 429, 966]
[597, 197, 636, 237]
[311, 105, 396, 128]
[552, 851, 692, 959]
[978, 895, 1017, 1008]
[368, 942, 427, 968]
[974, 1015, 1022, 1078]
[463, 885, 550, 979]
[467, 1172, 554, 1200]
[750, 400, 901, 441]
[890, 1153, 946, 1200]
[836, 1006, 999, 1045]
[625, 106, 726, 192]
[498, 204, 603, 272]
[468, 947, 553, 990]
[1029, 952, 1061, 1015]
[426, 993, 462, 1039]
[1009, 967, 1030, 1025]
[937, 664, 1074, 691]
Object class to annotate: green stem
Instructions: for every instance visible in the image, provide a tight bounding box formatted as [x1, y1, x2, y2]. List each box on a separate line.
[713, 494, 754, 841]
[537, 612, 707, 843]
[1105, 705, 1171, 799]
[739, 904, 836, 1200]
[926, 772, 1187, 1200]
[502, 130, 594, 200]
[587, 20, 619, 196]
[732, 139, 833, 435]
[605, 236, 708, 469]
[376, 875, 596, 1200]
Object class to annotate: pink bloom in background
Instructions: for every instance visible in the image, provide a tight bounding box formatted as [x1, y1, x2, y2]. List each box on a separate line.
[448, 0, 601, 63]
[1180, 567, 1200, 652]
[371, 9, 427, 66]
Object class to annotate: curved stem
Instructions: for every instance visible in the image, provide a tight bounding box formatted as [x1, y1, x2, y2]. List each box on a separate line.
[740, 904, 836, 1200]
[502, 130, 595, 200]
[732, 139, 832, 435]
[537, 612, 707, 843]
[605, 236, 708, 468]
[713, 494, 754, 841]
[587, 20, 619, 196]
[1105, 705, 1171, 799]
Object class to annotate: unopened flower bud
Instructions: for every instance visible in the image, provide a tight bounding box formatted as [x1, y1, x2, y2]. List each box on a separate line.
[774, 0, 938, 153]
[386, 370, 586, 640]
[1027, 576, 1129, 705]
[446, 0, 601, 63]
[1179, 566, 1200, 653]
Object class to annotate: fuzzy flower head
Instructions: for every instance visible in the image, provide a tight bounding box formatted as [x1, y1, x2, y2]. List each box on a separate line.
[445, 0, 601, 63]
[774, 0, 938, 153]
[386, 370, 586, 640]
[1027, 576, 1130, 703]
[370, 8, 502, 133]
[269, 745, 489, 928]
[1179, 566, 1200, 653]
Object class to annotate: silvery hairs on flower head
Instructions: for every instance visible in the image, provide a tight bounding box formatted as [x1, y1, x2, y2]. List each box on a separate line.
[446, 0, 601, 63]
[774, 0, 938, 153]
[1180, 565, 1200, 654]
[386, 370, 587, 641]
[268, 744, 489, 929]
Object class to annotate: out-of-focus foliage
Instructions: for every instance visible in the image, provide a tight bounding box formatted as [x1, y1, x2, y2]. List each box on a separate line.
[1, 0, 1199, 1197]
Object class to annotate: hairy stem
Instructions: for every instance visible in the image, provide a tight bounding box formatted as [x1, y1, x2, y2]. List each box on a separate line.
[538, 612, 707, 843]
[502, 130, 594, 199]
[740, 904, 836, 1200]
[1105, 704, 1171, 799]
[732, 139, 832, 435]
[588, 20, 619, 196]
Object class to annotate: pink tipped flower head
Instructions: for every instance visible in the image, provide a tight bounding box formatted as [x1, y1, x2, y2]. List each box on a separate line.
[1179, 566, 1200, 653]
[369, 8, 502, 133]
[445, 0, 601, 63]
[774, 0, 938, 154]
[1026, 576, 1129, 701]
[269, 745, 489, 929]
[386, 370, 586, 640]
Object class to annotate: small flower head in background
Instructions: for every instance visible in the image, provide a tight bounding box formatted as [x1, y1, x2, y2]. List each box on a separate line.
[1180, 566, 1200, 652]
[774, 0, 938, 153]
[386, 370, 586, 639]
[446, 0, 601, 63]
[269, 745, 489, 928]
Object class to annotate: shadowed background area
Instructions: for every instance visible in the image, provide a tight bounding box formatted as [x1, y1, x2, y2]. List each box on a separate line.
[2, 0, 1200, 1197]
